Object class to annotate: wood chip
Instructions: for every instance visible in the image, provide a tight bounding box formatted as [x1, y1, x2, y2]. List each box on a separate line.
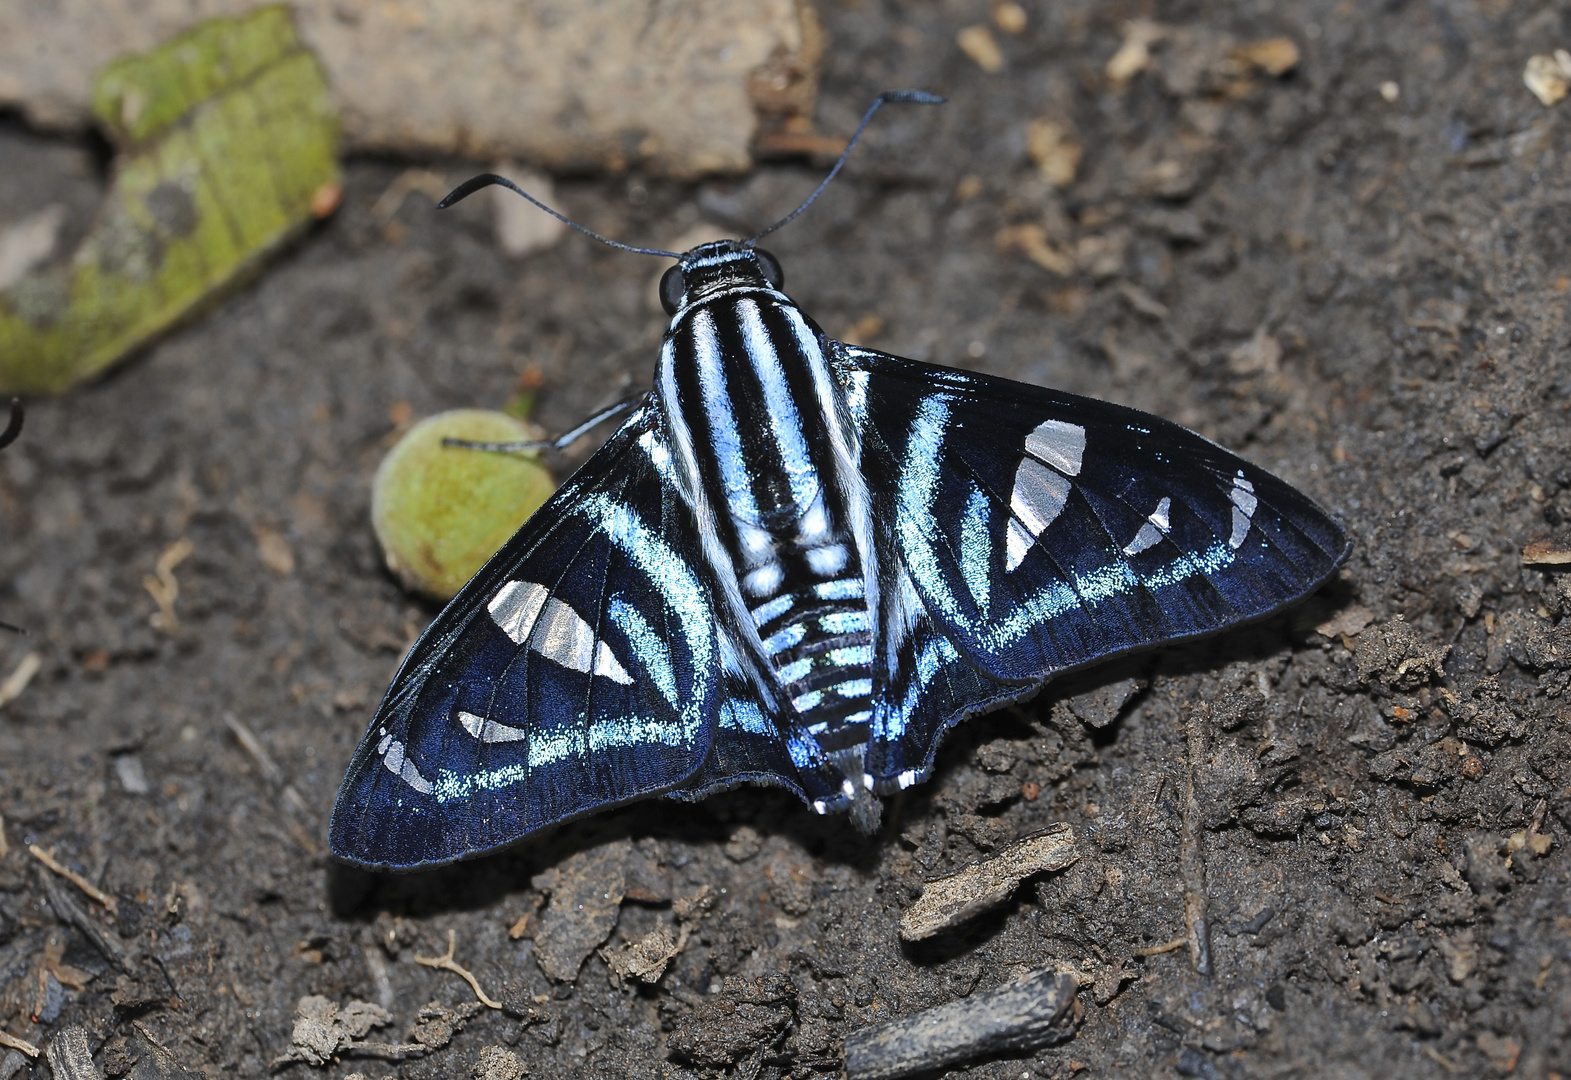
[0, 1031, 39, 1059]
[1232, 37, 1300, 77]
[899, 824, 1078, 941]
[956, 25, 1005, 74]
[844, 967, 1079, 1080]
[45, 1026, 100, 1080]
[1523, 535, 1571, 565]
[0, 652, 41, 709]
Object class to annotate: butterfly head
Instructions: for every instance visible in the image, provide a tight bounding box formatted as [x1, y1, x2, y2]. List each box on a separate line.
[659, 242, 785, 316]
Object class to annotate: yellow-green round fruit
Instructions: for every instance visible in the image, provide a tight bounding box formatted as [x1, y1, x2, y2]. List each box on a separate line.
[372, 409, 556, 600]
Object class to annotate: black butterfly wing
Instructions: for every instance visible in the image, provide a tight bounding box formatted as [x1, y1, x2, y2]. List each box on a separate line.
[329, 403, 728, 870]
[838, 344, 1349, 783]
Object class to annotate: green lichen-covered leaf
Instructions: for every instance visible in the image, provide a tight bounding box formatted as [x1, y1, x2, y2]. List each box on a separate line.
[0, 5, 340, 394]
[372, 411, 558, 601]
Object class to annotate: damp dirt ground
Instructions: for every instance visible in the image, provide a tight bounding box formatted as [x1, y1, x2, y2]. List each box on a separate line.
[2, 1, 1570, 1078]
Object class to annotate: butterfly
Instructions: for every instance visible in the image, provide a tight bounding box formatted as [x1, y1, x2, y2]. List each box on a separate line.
[329, 94, 1349, 869]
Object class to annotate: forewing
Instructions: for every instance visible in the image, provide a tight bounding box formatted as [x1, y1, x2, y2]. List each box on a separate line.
[839, 344, 1350, 686]
[329, 404, 724, 869]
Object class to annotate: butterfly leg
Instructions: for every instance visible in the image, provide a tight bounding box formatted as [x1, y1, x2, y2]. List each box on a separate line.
[442, 394, 644, 453]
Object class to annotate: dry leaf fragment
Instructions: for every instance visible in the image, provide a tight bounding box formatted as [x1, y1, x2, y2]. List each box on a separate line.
[254, 526, 295, 576]
[1525, 51, 1571, 107]
[1106, 20, 1165, 87]
[956, 25, 1005, 74]
[992, 2, 1027, 35]
[1232, 37, 1300, 77]
[995, 224, 1073, 275]
[1026, 119, 1082, 187]
[143, 537, 193, 632]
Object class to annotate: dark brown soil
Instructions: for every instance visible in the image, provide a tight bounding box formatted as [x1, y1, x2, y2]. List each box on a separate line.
[2, 2, 1569, 1078]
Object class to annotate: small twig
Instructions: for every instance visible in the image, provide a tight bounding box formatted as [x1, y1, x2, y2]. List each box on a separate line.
[1133, 937, 1186, 957]
[143, 538, 193, 633]
[843, 967, 1079, 1080]
[223, 713, 319, 856]
[0, 1030, 40, 1057]
[34, 863, 132, 973]
[1180, 708, 1212, 977]
[0, 812, 9, 857]
[30, 844, 117, 913]
[0, 652, 40, 708]
[414, 930, 502, 1009]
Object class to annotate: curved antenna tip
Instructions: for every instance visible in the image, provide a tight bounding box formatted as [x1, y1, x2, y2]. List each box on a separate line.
[437, 173, 507, 210]
[881, 90, 946, 105]
[0, 399, 24, 452]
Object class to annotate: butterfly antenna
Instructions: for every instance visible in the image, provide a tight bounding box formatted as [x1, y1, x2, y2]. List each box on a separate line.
[0, 399, 23, 452]
[438, 174, 681, 259]
[745, 90, 946, 245]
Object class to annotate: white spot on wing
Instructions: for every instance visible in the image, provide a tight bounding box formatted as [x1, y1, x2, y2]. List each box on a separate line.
[1123, 496, 1173, 556]
[378, 732, 434, 794]
[1008, 457, 1073, 570]
[594, 640, 634, 684]
[488, 580, 549, 644]
[1024, 419, 1086, 476]
[458, 709, 528, 743]
[533, 596, 595, 674]
[1228, 472, 1258, 549]
[1005, 518, 1035, 571]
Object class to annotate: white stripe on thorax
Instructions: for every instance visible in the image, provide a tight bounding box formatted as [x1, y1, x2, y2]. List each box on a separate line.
[690, 309, 759, 521]
[738, 298, 819, 510]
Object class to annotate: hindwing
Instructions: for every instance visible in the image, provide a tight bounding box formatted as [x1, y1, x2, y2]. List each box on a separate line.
[330, 403, 733, 869]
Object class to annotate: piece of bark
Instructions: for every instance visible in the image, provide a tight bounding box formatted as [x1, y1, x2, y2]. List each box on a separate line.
[843, 968, 1080, 1080]
[0, 0, 821, 179]
[46, 1028, 101, 1080]
[899, 824, 1078, 941]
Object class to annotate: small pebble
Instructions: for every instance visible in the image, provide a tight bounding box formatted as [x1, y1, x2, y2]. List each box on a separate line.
[114, 754, 149, 796]
[473, 1046, 527, 1080]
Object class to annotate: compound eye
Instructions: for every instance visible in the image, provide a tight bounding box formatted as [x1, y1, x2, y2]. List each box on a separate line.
[658, 265, 686, 315]
[753, 248, 784, 289]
